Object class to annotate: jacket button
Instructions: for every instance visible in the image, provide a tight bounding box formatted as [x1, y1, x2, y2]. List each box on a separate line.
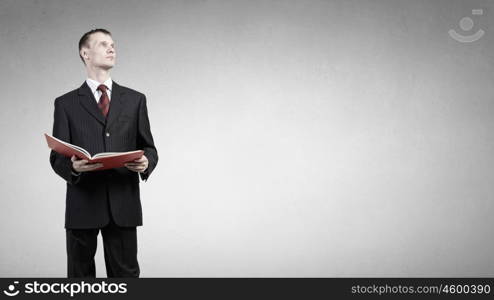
[106, 132, 110, 137]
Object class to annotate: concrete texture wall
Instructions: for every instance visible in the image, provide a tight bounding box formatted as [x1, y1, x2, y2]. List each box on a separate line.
[0, 0, 493, 277]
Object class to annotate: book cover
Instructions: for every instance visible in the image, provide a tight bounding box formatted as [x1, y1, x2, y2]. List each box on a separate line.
[45, 133, 144, 171]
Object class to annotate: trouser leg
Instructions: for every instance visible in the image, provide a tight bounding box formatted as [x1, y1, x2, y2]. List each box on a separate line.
[66, 228, 99, 278]
[101, 218, 140, 278]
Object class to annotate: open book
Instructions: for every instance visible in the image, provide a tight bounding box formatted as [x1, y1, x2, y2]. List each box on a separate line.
[45, 133, 144, 171]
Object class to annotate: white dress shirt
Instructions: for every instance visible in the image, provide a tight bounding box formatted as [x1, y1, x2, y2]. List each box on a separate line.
[86, 77, 113, 102]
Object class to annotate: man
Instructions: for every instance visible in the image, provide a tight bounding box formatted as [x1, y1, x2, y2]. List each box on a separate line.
[49, 28, 158, 278]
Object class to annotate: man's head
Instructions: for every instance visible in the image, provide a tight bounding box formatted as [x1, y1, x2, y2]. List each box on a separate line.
[78, 29, 116, 69]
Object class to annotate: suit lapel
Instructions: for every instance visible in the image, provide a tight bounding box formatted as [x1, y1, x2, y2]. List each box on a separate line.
[77, 80, 126, 127]
[106, 81, 125, 129]
[78, 81, 106, 125]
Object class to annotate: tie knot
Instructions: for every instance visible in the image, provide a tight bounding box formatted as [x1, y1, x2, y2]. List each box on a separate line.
[97, 84, 108, 92]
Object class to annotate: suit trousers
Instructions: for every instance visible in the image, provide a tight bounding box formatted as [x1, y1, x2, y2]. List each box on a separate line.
[66, 214, 139, 278]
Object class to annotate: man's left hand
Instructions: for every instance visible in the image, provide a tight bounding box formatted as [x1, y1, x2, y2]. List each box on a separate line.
[125, 155, 148, 173]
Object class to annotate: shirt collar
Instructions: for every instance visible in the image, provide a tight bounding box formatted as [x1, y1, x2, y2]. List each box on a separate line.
[86, 77, 113, 94]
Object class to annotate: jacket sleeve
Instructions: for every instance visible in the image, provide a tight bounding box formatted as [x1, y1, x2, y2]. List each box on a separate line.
[49, 98, 82, 185]
[137, 94, 158, 181]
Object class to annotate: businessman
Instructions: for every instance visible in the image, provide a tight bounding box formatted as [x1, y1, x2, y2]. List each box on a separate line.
[49, 28, 158, 278]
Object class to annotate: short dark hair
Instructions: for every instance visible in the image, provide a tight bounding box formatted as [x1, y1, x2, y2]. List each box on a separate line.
[78, 28, 112, 64]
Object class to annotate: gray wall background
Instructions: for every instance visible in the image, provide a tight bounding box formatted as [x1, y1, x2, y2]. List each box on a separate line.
[1, 0, 493, 277]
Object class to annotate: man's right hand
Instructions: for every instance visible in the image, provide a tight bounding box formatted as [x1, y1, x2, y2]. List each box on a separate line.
[71, 155, 103, 172]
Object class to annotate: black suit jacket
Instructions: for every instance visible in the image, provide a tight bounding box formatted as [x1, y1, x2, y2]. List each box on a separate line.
[50, 81, 158, 229]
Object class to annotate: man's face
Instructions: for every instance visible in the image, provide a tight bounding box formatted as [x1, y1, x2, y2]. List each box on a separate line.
[81, 32, 116, 69]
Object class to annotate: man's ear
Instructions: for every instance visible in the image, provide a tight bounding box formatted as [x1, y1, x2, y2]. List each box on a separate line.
[80, 48, 89, 61]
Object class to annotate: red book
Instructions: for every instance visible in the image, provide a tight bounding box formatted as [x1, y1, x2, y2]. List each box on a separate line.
[45, 133, 144, 171]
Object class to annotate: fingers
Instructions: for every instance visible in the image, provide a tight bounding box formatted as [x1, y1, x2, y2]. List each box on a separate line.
[71, 155, 87, 164]
[72, 157, 103, 172]
[78, 164, 103, 172]
[125, 162, 146, 167]
[125, 162, 148, 168]
[133, 155, 147, 163]
[125, 163, 147, 173]
[125, 165, 146, 170]
[80, 164, 103, 171]
[73, 160, 89, 168]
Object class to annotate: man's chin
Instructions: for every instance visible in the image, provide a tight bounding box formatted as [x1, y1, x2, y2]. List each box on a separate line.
[100, 63, 114, 70]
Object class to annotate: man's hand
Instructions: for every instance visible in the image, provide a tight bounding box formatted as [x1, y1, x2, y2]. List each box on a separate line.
[71, 155, 103, 172]
[125, 155, 148, 173]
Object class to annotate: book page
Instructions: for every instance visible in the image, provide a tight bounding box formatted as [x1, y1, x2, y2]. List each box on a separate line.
[93, 150, 143, 159]
[47, 134, 91, 158]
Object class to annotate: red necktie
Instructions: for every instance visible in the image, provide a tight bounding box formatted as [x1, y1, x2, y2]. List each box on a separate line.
[97, 84, 110, 117]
